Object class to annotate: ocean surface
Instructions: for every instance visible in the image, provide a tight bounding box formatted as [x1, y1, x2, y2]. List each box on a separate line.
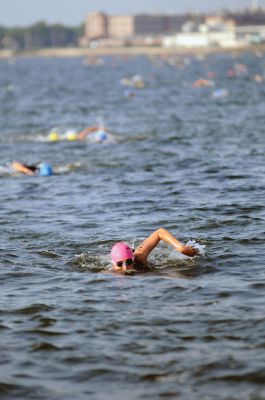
[1, 52, 265, 400]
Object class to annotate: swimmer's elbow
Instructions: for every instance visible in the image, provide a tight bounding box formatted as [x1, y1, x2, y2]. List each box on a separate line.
[156, 227, 167, 237]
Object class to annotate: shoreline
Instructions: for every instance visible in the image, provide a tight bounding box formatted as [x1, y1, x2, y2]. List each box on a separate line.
[1, 44, 265, 59]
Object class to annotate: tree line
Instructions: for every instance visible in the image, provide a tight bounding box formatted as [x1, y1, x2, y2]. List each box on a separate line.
[0, 22, 84, 51]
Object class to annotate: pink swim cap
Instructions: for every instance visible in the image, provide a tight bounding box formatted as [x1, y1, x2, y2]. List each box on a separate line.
[111, 242, 134, 263]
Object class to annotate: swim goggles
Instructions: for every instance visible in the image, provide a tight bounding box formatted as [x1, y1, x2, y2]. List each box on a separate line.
[115, 259, 134, 268]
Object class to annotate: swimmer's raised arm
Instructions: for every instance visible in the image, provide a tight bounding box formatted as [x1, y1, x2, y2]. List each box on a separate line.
[77, 126, 98, 140]
[77, 125, 109, 140]
[134, 228, 198, 265]
[11, 161, 35, 176]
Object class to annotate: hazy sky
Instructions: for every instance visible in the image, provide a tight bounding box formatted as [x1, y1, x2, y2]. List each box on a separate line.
[1, 0, 261, 26]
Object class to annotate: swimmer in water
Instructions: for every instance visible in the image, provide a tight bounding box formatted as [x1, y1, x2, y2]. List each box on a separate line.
[11, 161, 53, 176]
[77, 125, 109, 142]
[111, 228, 199, 274]
[48, 125, 109, 143]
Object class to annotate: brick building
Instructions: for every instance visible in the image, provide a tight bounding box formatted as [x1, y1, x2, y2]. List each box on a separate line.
[84, 12, 202, 41]
[108, 16, 134, 38]
[85, 12, 108, 39]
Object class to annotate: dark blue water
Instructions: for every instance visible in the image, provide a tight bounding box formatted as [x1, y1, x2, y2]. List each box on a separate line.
[1, 52, 265, 399]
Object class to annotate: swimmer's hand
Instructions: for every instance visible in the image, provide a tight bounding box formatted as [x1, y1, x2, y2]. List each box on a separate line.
[179, 245, 199, 257]
[124, 269, 137, 275]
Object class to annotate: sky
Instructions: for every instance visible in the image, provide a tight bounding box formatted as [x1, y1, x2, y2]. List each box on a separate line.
[1, 0, 261, 27]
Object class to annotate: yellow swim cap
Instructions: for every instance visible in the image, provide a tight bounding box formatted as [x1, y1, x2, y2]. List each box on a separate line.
[49, 131, 59, 142]
[66, 130, 77, 141]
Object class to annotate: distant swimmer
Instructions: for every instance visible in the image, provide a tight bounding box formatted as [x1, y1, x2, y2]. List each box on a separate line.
[253, 74, 263, 83]
[48, 126, 109, 143]
[120, 75, 145, 89]
[123, 88, 135, 99]
[212, 88, 229, 99]
[48, 129, 60, 142]
[192, 78, 214, 88]
[110, 228, 199, 274]
[66, 129, 78, 141]
[77, 126, 109, 142]
[11, 161, 53, 176]
[48, 128, 79, 142]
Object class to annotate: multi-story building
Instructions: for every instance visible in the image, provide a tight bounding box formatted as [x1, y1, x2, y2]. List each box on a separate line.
[134, 15, 165, 35]
[108, 16, 134, 38]
[84, 12, 203, 41]
[85, 12, 108, 39]
[134, 14, 202, 35]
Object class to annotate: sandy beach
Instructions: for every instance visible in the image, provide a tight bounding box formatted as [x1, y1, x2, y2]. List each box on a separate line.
[1, 43, 265, 59]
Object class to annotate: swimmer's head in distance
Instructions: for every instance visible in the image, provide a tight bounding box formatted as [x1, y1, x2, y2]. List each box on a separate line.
[111, 242, 134, 263]
[38, 163, 53, 176]
[66, 130, 78, 141]
[49, 131, 59, 142]
[96, 130, 107, 142]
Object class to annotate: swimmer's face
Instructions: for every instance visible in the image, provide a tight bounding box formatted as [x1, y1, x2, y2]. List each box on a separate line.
[112, 258, 135, 273]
